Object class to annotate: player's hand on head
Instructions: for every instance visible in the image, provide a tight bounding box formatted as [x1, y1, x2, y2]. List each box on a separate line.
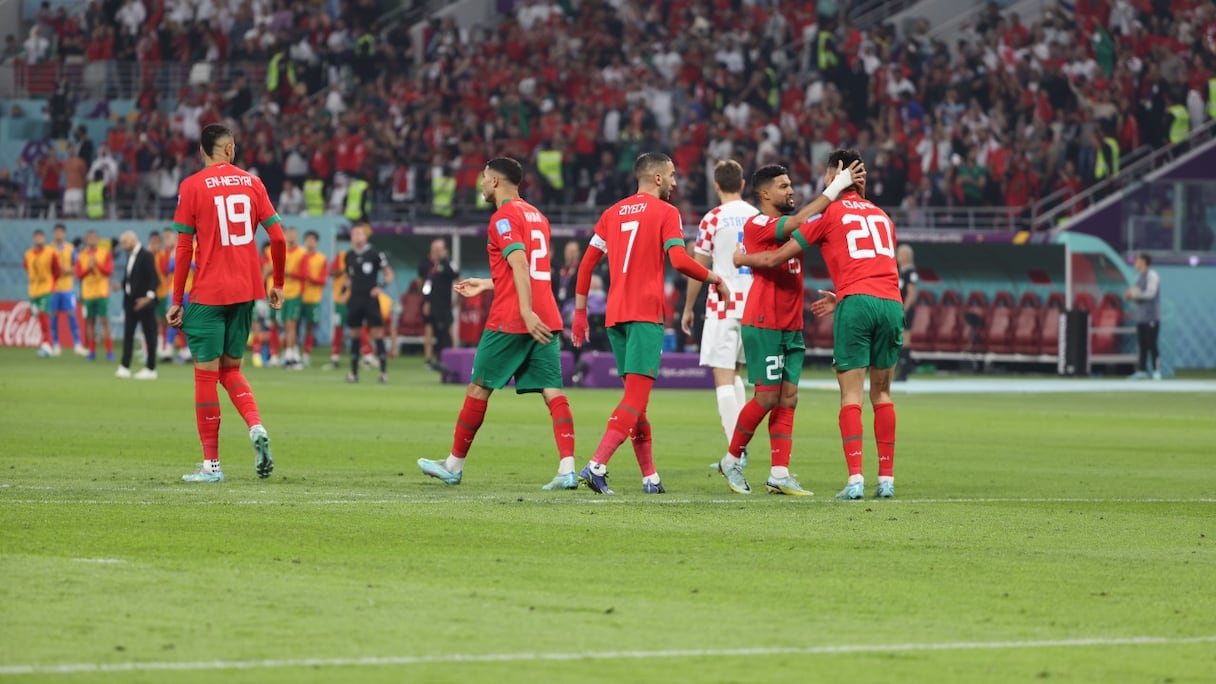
[848, 160, 866, 188]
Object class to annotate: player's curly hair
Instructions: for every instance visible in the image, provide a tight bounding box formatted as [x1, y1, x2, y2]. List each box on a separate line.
[751, 164, 789, 191]
[486, 157, 524, 186]
[827, 148, 863, 170]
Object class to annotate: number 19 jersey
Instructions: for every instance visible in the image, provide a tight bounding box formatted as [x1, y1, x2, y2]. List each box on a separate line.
[794, 191, 901, 302]
[172, 162, 281, 306]
[484, 198, 563, 334]
[590, 192, 685, 327]
[741, 213, 804, 332]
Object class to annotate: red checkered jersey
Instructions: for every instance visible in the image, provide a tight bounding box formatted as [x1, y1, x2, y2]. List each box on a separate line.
[740, 212, 804, 331]
[794, 192, 901, 302]
[694, 199, 755, 320]
[483, 198, 564, 334]
[590, 192, 685, 326]
[172, 162, 280, 306]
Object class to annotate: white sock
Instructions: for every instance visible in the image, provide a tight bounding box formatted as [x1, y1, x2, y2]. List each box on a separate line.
[721, 453, 740, 469]
[848, 474, 864, 485]
[770, 466, 790, 479]
[202, 459, 221, 473]
[878, 475, 894, 484]
[733, 375, 746, 406]
[444, 455, 465, 473]
[716, 384, 740, 441]
[642, 473, 661, 484]
[589, 462, 607, 476]
[557, 456, 575, 475]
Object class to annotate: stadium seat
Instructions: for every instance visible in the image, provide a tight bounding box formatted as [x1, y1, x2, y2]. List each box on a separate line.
[982, 292, 1015, 353]
[907, 290, 935, 352]
[1099, 292, 1123, 311]
[1011, 292, 1042, 355]
[398, 289, 426, 338]
[1091, 302, 1122, 355]
[963, 291, 989, 351]
[458, 293, 490, 345]
[1046, 292, 1067, 310]
[1072, 292, 1097, 312]
[932, 290, 963, 352]
[1038, 296, 1064, 356]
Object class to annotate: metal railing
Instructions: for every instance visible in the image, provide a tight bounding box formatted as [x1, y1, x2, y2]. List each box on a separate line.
[2, 59, 267, 100]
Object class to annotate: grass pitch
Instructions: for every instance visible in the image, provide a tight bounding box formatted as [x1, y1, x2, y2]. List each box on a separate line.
[1, 347, 1214, 683]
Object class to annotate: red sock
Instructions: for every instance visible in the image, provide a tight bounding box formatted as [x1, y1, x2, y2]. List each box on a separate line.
[194, 368, 221, 462]
[874, 402, 896, 478]
[592, 374, 654, 465]
[451, 395, 489, 458]
[728, 397, 771, 458]
[303, 331, 314, 355]
[219, 366, 262, 428]
[839, 404, 864, 477]
[548, 395, 575, 459]
[332, 326, 343, 355]
[104, 336, 113, 354]
[360, 329, 371, 355]
[768, 406, 795, 468]
[632, 413, 655, 477]
[89, 337, 97, 353]
[37, 312, 52, 344]
[268, 327, 280, 355]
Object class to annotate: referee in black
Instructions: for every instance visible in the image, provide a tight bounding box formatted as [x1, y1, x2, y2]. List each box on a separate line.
[341, 223, 394, 383]
[896, 244, 919, 382]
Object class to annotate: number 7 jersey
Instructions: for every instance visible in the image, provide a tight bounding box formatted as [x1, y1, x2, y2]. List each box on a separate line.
[794, 191, 901, 302]
[484, 198, 563, 334]
[589, 192, 685, 327]
[172, 162, 281, 306]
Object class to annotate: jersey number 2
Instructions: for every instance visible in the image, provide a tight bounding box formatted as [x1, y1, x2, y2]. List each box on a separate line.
[214, 194, 254, 247]
[529, 230, 550, 281]
[843, 213, 894, 260]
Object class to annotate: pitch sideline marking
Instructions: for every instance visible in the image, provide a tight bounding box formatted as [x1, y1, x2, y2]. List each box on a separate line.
[1, 634, 1213, 675]
[2, 496, 1214, 506]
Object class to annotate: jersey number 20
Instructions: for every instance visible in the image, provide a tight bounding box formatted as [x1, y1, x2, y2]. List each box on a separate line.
[214, 194, 254, 247]
[843, 213, 894, 260]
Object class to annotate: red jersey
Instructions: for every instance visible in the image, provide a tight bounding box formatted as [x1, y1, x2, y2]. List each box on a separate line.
[795, 191, 901, 302]
[589, 192, 685, 326]
[741, 213, 804, 331]
[484, 198, 563, 334]
[171, 162, 281, 306]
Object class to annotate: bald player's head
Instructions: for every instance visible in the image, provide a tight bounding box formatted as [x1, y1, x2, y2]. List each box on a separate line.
[119, 230, 139, 251]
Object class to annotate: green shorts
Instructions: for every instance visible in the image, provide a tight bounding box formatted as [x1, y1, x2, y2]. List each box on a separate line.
[155, 298, 168, 318]
[183, 301, 255, 363]
[470, 330, 562, 393]
[607, 321, 663, 379]
[742, 325, 806, 387]
[29, 294, 51, 315]
[281, 297, 302, 323]
[300, 302, 320, 325]
[833, 294, 904, 372]
[83, 297, 109, 318]
[335, 302, 347, 322]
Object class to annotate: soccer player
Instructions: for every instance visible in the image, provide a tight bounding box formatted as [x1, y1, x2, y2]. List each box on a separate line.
[417, 158, 577, 489]
[260, 242, 282, 366]
[570, 152, 730, 495]
[341, 223, 394, 383]
[735, 149, 901, 500]
[280, 227, 307, 369]
[896, 244, 918, 382]
[680, 160, 754, 460]
[703, 163, 857, 496]
[168, 123, 286, 483]
[153, 229, 175, 361]
[24, 229, 61, 358]
[327, 248, 348, 369]
[49, 224, 86, 356]
[75, 229, 114, 361]
[297, 230, 328, 366]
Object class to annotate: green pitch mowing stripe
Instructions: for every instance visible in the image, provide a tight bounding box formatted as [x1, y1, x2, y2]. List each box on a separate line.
[3, 634, 1215, 675]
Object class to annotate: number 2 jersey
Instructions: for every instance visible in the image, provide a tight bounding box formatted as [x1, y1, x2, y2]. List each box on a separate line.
[741, 213, 804, 332]
[589, 192, 685, 327]
[793, 191, 901, 302]
[484, 198, 563, 334]
[172, 162, 281, 306]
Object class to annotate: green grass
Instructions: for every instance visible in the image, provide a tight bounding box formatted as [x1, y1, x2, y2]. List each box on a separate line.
[1, 347, 1214, 683]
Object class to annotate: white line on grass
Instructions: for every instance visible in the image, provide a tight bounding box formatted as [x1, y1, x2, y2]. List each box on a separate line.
[2, 497, 1215, 506]
[1, 634, 1213, 676]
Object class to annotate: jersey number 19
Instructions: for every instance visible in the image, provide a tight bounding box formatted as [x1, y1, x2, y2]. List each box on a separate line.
[214, 194, 254, 247]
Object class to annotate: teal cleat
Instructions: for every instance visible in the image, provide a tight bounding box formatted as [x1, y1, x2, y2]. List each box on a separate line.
[182, 465, 224, 483]
[717, 458, 752, 495]
[876, 480, 895, 498]
[418, 458, 462, 485]
[250, 425, 273, 479]
[765, 476, 813, 496]
[542, 472, 579, 490]
[835, 482, 865, 500]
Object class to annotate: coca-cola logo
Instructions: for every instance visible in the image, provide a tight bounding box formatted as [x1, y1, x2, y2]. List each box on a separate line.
[0, 301, 44, 347]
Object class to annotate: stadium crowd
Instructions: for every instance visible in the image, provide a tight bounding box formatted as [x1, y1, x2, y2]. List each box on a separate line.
[2, 0, 1214, 222]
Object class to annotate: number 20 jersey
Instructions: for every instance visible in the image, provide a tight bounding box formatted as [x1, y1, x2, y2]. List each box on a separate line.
[172, 162, 280, 306]
[484, 198, 563, 334]
[795, 191, 901, 303]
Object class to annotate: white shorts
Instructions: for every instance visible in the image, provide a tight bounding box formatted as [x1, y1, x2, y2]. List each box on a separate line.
[62, 188, 84, 216]
[699, 316, 745, 370]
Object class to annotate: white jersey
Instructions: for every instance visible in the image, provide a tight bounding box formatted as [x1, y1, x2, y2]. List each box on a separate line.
[694, 199, 754, 320]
